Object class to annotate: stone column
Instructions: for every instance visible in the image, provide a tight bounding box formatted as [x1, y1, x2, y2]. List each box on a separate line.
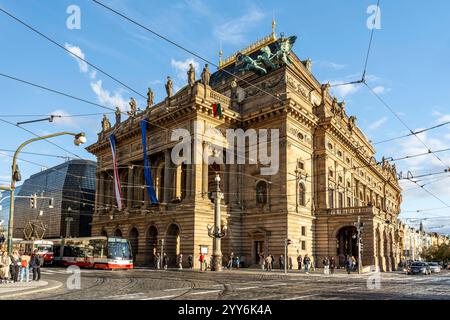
[174, 165, 182, 200]
[164, 149, 171, 203]
[127, 166, 134, 210]
[202, 142, 209, 198]
[228, 163, 237, 204]
[185, 164, 192, 199]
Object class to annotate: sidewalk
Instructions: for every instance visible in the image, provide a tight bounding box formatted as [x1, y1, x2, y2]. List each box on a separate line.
[0, 280, 62, 299]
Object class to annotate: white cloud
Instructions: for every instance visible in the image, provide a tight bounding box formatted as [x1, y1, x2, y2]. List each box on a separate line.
[330, 82, 361, 99]
[171, 58, 200, 81]
[368, 117, 388, 130]
[213, 8, 265, 45]
[316, 60, 347, 70]
[64, 43, 89, 73]
[372, 86, 387, 94]
[90, 80, 127, 110]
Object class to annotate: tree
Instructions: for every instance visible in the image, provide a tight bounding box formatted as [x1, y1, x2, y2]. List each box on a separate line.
[421, 243, 450, 262]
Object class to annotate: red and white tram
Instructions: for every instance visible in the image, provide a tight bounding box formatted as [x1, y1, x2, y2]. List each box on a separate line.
[50, 236, 133, 269]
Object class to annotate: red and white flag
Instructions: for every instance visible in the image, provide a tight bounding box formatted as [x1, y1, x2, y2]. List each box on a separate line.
[109, 134, 123, 211]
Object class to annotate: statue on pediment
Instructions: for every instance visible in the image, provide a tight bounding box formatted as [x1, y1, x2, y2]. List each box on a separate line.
[348, 115, 357, 131]
[128, 97, 137, 117]
[115, 107, 121, 125]
[165, 76, 173, 97]
[187, 63, 195, 87]
[101, 114, 111, 131]
[201, 64, 211, 86]
[146, 87, 154, 108]
[235, 33, 297, 76]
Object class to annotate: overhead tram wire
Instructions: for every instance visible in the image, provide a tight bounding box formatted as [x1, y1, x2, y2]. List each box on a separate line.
[0, 7, 145, 100]
[0, 148, 72, 160]
[2, 4, 447, 211]
[372, 120, 450, 145]
[0, 72, 182, 136]
[329, 0, 381, 88]
[365, 83, 450, 171]
[91, 0, 286, 105]
[0, 118, 83, 160]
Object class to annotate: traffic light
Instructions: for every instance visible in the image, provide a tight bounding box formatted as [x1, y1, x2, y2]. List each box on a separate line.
[286, 239, 293, 245]
[30, 194, 37, 208]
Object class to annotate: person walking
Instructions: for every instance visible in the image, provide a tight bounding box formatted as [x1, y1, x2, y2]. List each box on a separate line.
[288, 256, 293, 270]
[155, 253, 161, 270]
[303, 254, 311, 274]
[0, 250, 12, 284]
[297, 254, 302, 270]
[351, 256, 357, 271]
[19, 253, 30, 282]
[10, 250, 21, 283]
[270, 254, 275, 271]
[259, 253, 265, 270]
[310, 256, 315, 272]
[163, 253, 168, 270]
[330, 257, 336, 275]
[345, 255, 353, 274]
[227, 252, 234, 270]
[188, 254, 193, 269]
[323, 257, 330, 275]
[199, 253, 205, 271]
[177, 253, 183, 269]
[29, 249, 42, 281]
[235, 256, 240, 270]
[265, 254, 272, 272]
[279, 255, 284, 270]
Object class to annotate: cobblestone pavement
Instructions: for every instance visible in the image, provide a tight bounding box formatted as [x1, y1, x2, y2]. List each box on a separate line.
[6, 267, 450, 300]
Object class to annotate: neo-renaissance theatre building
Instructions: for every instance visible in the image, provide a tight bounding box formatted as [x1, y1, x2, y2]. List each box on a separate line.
[86, 24, 403, 271]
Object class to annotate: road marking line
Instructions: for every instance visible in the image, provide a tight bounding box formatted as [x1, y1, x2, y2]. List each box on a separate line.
[140, 295, 177, 300]
[189, 290, 221, 295]
[265, 283, 287, 287]
[235, 286, 259, 290]
[164, 288, 190, 292]
[104, 293, 145, 299]
[284, 294, 319, 300]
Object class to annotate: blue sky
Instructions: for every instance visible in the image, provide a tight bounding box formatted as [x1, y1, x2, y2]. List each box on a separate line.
[0, 0, 450, 234]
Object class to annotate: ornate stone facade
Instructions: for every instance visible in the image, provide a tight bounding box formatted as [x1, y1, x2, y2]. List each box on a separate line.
[86, 32, 403, 271]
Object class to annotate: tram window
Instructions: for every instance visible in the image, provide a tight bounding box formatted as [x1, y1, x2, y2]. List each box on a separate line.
[53, 245, 60, 257]
[63, 246, 75, 257]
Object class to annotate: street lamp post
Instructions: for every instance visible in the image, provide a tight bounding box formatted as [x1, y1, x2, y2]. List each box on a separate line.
[207, 173, 227, 271]
[7, 132, 86, 253]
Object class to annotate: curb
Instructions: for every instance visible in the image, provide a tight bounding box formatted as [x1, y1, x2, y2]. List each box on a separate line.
[0, 280, 63, 299]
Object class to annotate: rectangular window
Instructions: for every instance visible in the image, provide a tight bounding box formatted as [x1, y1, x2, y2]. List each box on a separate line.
[301, 226, 306, 236]
[338, 192, 343, 208]
[298, 161, 304, 170]
[347, 196, 351, 207]
[329, 189, 334, 208]
[301, 241, 306, 251]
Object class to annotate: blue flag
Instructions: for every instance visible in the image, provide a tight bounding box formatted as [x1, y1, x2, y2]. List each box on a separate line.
[140, 120, 158, 204]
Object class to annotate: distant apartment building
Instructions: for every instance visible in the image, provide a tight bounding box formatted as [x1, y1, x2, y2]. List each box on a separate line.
[12, 160, 96, 239]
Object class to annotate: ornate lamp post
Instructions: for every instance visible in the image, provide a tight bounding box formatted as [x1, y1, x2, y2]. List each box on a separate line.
[207, 173, 227, 271]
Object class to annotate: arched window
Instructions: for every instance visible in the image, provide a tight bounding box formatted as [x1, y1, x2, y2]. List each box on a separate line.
[298, 182, 306, 206]
[256, 180, 268, 204]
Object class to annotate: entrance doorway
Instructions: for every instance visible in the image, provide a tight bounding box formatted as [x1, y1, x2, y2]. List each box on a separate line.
[336, 226, 358, 267]
[254, 241, 265, 264]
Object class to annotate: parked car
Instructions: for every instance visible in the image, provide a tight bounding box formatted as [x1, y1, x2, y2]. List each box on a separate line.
[428, 262, 441, 273]
[407, 262, 431, 275]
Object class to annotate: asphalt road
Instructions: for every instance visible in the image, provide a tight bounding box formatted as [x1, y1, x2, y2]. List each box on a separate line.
[8, 267, 450, 300]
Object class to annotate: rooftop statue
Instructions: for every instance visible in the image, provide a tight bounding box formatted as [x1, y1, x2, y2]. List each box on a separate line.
[235, 33, 297, 76]
[128, 97, 137, 117]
